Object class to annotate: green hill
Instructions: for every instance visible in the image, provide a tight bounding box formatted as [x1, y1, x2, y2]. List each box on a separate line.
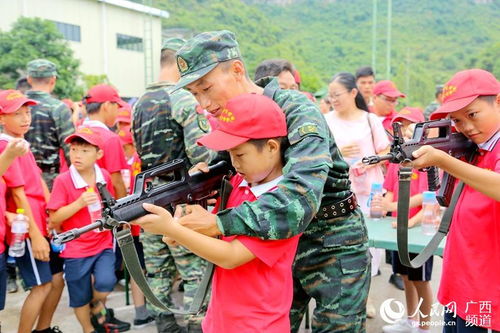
[154, 0, 499, 107]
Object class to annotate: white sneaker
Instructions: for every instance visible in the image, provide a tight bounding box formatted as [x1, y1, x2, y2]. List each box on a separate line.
[382, 319, 418, 333]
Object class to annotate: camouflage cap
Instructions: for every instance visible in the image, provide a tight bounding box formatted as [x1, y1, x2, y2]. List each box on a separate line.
[27, 59, 57, 78]
[174, 30, 241, 90]
[161, 37, 186, 51]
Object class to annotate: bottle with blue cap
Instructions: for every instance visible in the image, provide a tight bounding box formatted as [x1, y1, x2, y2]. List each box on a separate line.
[421, 191, 440, 235]
[369, 183, 384, 219]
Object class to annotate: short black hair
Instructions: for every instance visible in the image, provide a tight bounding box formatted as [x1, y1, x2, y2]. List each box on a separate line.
[254, 59, 294, 82]
[84, 102, 103, 115]
[15, 77, 32, 93]
[435, 84, 444, 97]
[478, 95, 497, 104]
[68, 137, 100, 150]
[355, 66, 375, 80]
[160, 49, 177, 67]
[247, 136, 289, 163]
[29, 76, 53, 85]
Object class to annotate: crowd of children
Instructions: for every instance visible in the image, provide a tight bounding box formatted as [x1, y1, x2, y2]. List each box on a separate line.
[0, 51, 499, 333]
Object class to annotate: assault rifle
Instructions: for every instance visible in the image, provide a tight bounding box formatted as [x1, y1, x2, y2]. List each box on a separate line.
[362, 119, 476, 269]
[53, 159, 232, 244]
[362, 119, 475, 206]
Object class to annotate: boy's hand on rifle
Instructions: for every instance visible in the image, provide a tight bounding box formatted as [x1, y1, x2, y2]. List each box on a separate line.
[78, 191, 99, 208]
[411, 145, 447, 170]
[133, 203, 174, 236]
[176, 204, 221, 237]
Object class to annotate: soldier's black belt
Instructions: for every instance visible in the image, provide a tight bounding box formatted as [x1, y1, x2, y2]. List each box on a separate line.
[40, 165, 59, 174]
[317, 193, 357, 219]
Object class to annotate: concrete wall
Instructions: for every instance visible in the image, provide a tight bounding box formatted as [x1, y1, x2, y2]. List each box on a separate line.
[0, 0, 164, 97]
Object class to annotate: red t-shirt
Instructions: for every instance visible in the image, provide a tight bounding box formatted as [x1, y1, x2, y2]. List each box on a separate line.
[202, 174, 300, 333]
[438, 140, 500, 330]
[0, 138, 47, 237]
[47, 167, 115, 258]
[383, 163, 428, 218]
[0, 179, 7, 254]
[382, 110, 398, 133]
[83, 121, 128, 174]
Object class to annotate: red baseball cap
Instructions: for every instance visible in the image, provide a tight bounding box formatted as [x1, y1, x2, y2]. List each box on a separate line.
[116, 104, 132, 124]
[84, 84, 127, 107]
[65, 126, 104, 149]
[197, 94, 287, 151]
[118, 126, 133, 145]
[392, 107, 425, 124]
[373, 80, 406, 98]
[0, 90, 37, 114]
[430, 69, 500, 120]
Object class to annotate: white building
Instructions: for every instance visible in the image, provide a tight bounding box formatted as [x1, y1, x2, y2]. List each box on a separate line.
[0, 0, 169, 97]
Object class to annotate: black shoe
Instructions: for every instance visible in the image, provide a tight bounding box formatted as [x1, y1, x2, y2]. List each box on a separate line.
[156, 313, 182, 333]
[376, 269, 382, 276]
[389, 273, 404, 290]
[32, 327, 63, 333]
[178, 280, 184, 292]
[133, 315, 155, 329]
[106, 308, 131, 332]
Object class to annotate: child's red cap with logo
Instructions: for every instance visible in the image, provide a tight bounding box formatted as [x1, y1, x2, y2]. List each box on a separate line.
[430, 69, 500, 120]
[197, 94, 287, 151]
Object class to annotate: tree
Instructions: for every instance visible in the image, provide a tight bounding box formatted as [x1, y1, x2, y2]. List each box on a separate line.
[0, 17, 84, 99]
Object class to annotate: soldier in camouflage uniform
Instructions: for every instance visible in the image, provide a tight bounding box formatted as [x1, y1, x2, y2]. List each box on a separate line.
[25, 59, 74, 190]
[172, 31, 371, 333]
[132, 38, 213, 333]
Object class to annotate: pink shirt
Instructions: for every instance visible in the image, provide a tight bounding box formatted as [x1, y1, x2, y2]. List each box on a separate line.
[383, 163, 428, 218]
[202, 174, 300, 333]
[47, 166, 114, 258]
[0, 135, 47, 237]
[438, 136, 500, 330]
[324, 111, 389, 214]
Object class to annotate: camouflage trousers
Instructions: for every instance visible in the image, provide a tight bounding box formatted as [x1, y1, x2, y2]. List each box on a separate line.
[141, 232, 208, 326]
[290, 208, 371, 333]
[41, 171, 58, 191]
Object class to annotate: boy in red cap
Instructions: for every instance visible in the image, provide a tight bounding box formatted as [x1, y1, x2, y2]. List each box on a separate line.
[372, 80, 406, 132]
[412, 69, 500, 332]
[115, 104, 132, 132]
[82, 84, 129, 200]
[47, 127, 119, 333]
[0, 90, 61, 333]
[133, 94, 301, 332]
[378, 107, 435, 333]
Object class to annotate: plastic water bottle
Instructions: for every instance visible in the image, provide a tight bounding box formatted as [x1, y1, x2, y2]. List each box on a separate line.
[421, 191, 440, 236]
[87, 187, 102, 222]
[369, 183, 384, 219]
[9, 208, 29, 257]
[50, 230, 65, 253]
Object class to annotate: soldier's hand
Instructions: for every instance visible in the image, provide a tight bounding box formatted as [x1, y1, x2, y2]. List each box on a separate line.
[189, 162, 210, 175]
[4, 138, 29, 158]
[133, 203, 174, 236]
[31, 235, 50, 262]
[177, 204, 221, 237]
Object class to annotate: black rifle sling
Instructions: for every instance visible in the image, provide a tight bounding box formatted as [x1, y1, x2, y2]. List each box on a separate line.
[114, 227, 188, 314]
[396, 151, 476, 268]
[187, 176, 233, 313]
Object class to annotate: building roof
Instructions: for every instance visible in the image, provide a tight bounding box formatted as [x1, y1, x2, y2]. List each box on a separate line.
[98, 0, 170, 18]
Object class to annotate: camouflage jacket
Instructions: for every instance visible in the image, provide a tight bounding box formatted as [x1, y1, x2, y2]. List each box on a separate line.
[423, 101, 440, 121]
[216, 78, 351, 239]
[132, 81, 212, 171]
[24, 90, 74, 169]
